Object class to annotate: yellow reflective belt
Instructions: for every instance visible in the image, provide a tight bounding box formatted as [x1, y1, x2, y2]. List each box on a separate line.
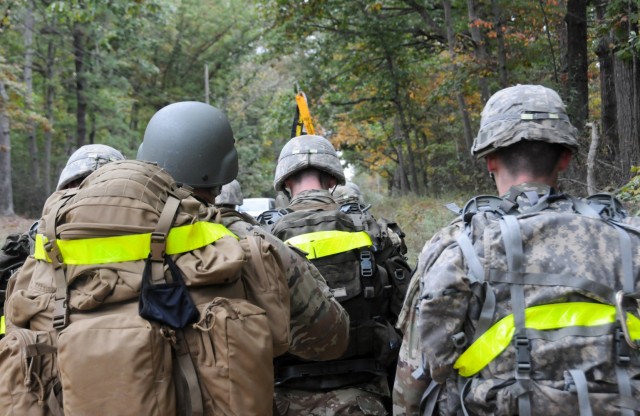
[285, 230, 373, 260]
[0, 315, 5, 335]
[34, 222, 238, 265]
[454, 302, 640, 378]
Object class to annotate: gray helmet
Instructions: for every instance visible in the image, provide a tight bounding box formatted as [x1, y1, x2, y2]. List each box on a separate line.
[57, 144, 125, 190]
[274, 134, 345, 191]
[333, 181, 363, 205]
[215, 179, 243, 206]
[137, 101, 238, 188]
[471, 84, 579, 159]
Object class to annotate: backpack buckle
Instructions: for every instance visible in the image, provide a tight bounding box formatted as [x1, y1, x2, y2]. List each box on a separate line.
[515, 336, 531, 372]
[52, 297, 68, 329]
[360, 250, 374, 278]
[149, 232, 166, 261]
[615, 327, 631, 365]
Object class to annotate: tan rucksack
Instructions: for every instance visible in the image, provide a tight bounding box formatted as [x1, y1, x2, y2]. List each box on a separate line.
[0, 160, 289, 416]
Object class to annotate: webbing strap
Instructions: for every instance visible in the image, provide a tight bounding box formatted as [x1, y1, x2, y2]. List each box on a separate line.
[615, 225, 634, 293]
[615, 365, 635, 416]
[568, 369, 593, 416]
[418, 379, 441, 416]
[453, 302, 640, 378]
[174, 331, 203, 416]
[489, 269, 616, 304]
[33, 222, 237, 265]
[44, 192, 77, 330]
[149, 195, 181, 284]
[499, 215, 531, 416]
[284, 230, 373, 260]
[456, 232, 483, 282]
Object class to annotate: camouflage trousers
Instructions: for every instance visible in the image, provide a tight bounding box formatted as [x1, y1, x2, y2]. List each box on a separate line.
[274, 386, 389, 416]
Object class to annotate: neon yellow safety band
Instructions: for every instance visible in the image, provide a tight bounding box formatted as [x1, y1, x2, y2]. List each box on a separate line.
[454, 302, 640, 378]
[0, 315, 5, 335]
[285, 230, 373, 260]
[34, 222, 238, 265]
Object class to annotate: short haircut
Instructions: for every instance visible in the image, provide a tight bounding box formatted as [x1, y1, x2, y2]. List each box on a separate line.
[495, 140, 566, 177]
[286, 168, 337, 190]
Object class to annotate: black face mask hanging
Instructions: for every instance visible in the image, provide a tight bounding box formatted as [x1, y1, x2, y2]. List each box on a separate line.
[139, 256, 199, 328]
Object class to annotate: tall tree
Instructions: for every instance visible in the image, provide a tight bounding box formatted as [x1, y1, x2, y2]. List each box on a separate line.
[565, 0, 589, 130]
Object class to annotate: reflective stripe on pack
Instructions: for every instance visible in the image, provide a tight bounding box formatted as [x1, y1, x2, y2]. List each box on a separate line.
[0, 315, 5, 335]
[34, 222, 238, 265]
[454, 302, 640, 378]
[285, 230, 373, 260]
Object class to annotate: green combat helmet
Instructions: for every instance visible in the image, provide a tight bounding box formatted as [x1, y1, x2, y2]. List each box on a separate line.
[333, 181, 364, 205]
[215, 179, 243, 207]
[57, 144, 125, 190]
[273, 134, 346, 191]
[137, 101, 238, 188]
[471, 84, 579, 158]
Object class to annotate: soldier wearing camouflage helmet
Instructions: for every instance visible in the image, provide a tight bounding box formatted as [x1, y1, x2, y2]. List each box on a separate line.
[268, 135, 411, 416]
[215, 179, 243, 208]
[1, 143, 124, 339]
[57, 144, 125, 190]
[394, 85, 640, 415]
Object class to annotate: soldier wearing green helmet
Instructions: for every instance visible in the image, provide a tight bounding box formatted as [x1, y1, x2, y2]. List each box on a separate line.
[137, 101, 349, 360]
[393, 85, 640, 415]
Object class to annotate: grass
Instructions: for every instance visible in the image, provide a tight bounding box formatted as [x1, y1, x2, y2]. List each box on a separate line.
[364, 193, 464, 268]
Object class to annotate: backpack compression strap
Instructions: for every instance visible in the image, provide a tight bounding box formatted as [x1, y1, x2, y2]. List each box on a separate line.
[284, 230, 372, 260]
[33, 221, 237, 265]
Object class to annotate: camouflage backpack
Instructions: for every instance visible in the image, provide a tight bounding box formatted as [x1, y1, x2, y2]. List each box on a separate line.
[419, 188, 640, 416]
[266, 200, 410, 389]
[0, 160, 290, 416]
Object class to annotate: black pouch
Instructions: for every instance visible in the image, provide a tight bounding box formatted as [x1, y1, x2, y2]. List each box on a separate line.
[139, 256, 199, 328]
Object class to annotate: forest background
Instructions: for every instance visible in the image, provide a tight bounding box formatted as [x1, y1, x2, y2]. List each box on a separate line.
[1, 0, 640, 264]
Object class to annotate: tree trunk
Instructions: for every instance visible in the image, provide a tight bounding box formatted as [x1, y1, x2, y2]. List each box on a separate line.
[467, 0, 490, 101]
[24, 0, 40, 185]
[565, 0, 589, 131]
[595, 0, 618, 164]
[43, 37, 56, 196]
[491, 0, 508, 88]
[73, 22, 88, 148]
[394, 117, 410, 195]
[444, 0, 474, 154]
[614, 55, 640, 179]
[0, 81, 14, 216]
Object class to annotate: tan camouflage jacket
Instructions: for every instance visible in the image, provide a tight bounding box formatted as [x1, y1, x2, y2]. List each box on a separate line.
[220, 208, 350, 361]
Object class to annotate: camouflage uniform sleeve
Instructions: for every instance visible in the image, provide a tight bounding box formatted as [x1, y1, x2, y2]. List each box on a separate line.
[417, 225, 471, 384]
[227, 221, 350, 361]
[393, 223, 462, 414]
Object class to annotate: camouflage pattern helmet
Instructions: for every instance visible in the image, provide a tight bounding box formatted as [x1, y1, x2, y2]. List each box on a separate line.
[471, 84, 579, 159]
[333, 181, 363, 205]
[273, 134, 346, 191]
[137, 101, 238, 188]
[56, 144, 125, 190]
[215, 179, 243, 206]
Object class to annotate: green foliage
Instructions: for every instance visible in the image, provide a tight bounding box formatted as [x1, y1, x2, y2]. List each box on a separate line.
[616, 166, 640, 215]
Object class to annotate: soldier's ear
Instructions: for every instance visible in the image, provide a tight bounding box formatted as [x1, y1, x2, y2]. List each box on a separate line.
[557, 149, 572, 172]
[485, 154, 498, 175]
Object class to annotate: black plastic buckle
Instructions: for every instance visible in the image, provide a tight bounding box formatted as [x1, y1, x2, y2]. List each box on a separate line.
[515, 336, 531, 372]
[615, 327, 631, 365]
[360, 250, 374, 278]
